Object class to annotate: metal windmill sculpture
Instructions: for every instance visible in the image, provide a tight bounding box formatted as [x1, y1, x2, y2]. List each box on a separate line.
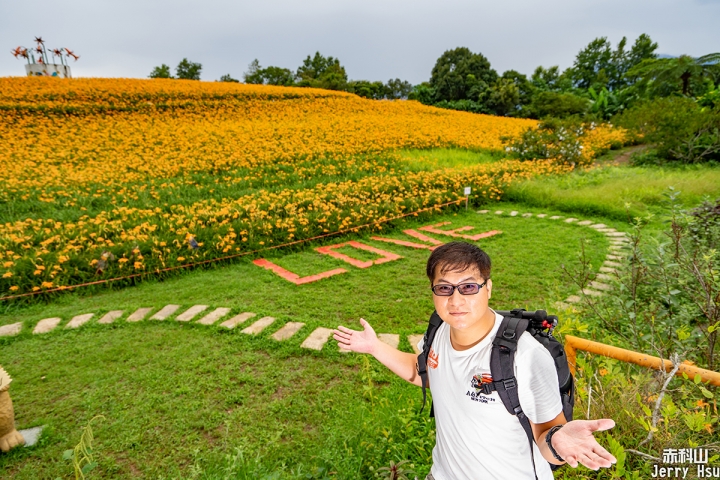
[11, 36, 79, 78]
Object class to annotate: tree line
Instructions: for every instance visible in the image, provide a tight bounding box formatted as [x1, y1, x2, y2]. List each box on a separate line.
[148, 34, 719, 121]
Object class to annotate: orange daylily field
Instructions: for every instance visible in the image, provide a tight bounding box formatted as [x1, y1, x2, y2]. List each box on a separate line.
[0, 77, 626, 298]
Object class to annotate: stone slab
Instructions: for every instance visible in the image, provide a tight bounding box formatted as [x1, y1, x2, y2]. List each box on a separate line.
[603, 261, 623, 268]
[606, 231, 628, 237]
[271, 322, 305, 341]
[522, 213, 533, 217]
[220, 312, 256, 329]
[301, 327, 334, 351]
[609, 245, 627, 251]
[600, 267, 618, 274]
[565, 218, 578, 223]
[98, 310, 124, 324]
[494, 211, 503, 215]
[565, 295, 582, 304]
[378, 333, 400, 349]
[33, 317, 62, 334]
[536, 214, 547, 218]
[554, 302, 571, 311]
[590, 223, 607, 229]
[596, 273, 615, 281]
[150, 304, 180, 320]
[606, 254, 623, 261]
[176, 305, 208, 322]
[598, 228, 617, 233]
[197, 307, 231, 325]
[590, 281, 613, 291]
[241, 316, 275, 334]
[550, 216, 562, 220]
[66, 313, 94, 329]
[582, 289, 604, 297]
[127, 308, 153, 322]
[0, 322, 22, 337]
[577, 220, 593, 226]
[408, 334, 424, 354]
[510, 211, 518, 216]
[19, 425, 44, 447]
[477, 210, 489, 214]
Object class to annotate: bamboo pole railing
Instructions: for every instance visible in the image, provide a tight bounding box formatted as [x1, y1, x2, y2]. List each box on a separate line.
[564, 335, 720, 387]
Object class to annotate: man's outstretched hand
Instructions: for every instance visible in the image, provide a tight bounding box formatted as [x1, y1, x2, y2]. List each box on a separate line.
[333, 318, 377, 354]
[553, 419, 617, 470]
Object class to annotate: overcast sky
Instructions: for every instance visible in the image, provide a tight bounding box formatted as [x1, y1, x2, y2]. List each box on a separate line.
[2, 0, 719, 84]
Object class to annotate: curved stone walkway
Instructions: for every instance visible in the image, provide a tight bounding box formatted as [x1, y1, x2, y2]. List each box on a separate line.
[0, 209, 629, 351]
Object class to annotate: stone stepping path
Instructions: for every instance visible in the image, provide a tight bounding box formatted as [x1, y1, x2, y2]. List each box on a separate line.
[197, 307, 231, 326]
[271, 322, 305, 341]
[477, 209, 630, 307]
[241, 316, 275, 335]
[151, 304, 180, 320]
[127, 308, 153, 322]
[221, 312, 256, 329]
[176, 305, 208, 322]
[98, 310, 124, 324]
[301, 327, 334, 350]
[66, 313, 94, 329]
[1, 211, 633, 356]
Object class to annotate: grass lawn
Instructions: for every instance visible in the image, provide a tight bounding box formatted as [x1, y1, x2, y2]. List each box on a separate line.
[1, 205, 615, 479]
[503, 163, 720, 221]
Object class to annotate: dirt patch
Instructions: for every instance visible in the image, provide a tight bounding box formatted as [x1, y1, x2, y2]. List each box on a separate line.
[611, 145, 647, 166]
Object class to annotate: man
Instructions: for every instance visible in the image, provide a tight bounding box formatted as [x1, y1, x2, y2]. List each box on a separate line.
[333, 241, 616, 479]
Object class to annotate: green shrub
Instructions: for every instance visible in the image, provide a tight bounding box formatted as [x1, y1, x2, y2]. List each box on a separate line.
[528, 91, 591, 119]
[503, 117, 589, 166]
[615, 97, 720, 163]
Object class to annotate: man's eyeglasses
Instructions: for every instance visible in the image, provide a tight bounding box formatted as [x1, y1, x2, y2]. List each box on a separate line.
[431, 280, 487, 296]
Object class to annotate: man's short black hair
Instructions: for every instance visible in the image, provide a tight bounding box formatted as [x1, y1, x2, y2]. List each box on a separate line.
[426, 241, 491, 283]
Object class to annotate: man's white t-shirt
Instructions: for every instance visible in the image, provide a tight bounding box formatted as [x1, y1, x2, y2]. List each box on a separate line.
[418, 311, 562, 480]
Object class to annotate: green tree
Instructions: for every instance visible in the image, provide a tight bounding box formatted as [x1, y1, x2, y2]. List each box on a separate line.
[261, 66, 296, 86]
[528, 91, 591, 118]
[530, 66, 572, 92]
[429, 47, 498, 102]
[407, 83, 435, 105]
[486, 78, 521, 116]
[149, 64, 173, 79]
[176, 58, 202, 80]
[243, 60, 295, 86]
[296, 52, 348, 90]
[570, 35, 658, 91]
[569, 37, 614, 90]
[219, 74, 239, 83]
[384, 78, 413, 99]
[347, 80, 386, 99]
[243, 59, 263, 84]
[627, 53, 720, 96]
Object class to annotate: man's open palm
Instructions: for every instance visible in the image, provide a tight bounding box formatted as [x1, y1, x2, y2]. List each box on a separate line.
[553, 419, 617, 470]
[333, 318, 377, 354]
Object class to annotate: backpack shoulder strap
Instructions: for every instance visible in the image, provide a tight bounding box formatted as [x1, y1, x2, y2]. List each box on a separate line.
[417, 310, 443, 415]
[490, 315, 539, 480]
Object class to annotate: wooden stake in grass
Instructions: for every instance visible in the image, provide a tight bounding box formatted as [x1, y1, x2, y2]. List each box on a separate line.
[63, 415, 105, 480]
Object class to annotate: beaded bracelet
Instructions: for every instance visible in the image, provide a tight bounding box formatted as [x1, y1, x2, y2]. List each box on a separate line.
[545, 424, 565, 462]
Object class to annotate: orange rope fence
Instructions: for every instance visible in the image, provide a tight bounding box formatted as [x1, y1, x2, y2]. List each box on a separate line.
[564, 335, 720, 387]
[1, 198, 465, 301]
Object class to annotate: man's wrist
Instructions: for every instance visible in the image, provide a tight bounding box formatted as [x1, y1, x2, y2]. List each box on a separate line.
[545, 425, 565, 462]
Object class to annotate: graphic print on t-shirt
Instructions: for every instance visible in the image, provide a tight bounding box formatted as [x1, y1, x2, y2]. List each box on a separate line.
[466, 370, 496, 404]
[428, 347, 439, 369]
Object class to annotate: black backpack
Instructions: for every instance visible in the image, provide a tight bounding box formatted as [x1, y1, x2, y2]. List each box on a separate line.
[416, 309, 574, 478]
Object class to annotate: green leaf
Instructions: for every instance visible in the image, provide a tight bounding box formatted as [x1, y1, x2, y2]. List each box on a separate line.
[62, 449, 74, 460]
[699, 386, 714, 399]
[694, 374, 702, 384]
[82, 462, 98, 475]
